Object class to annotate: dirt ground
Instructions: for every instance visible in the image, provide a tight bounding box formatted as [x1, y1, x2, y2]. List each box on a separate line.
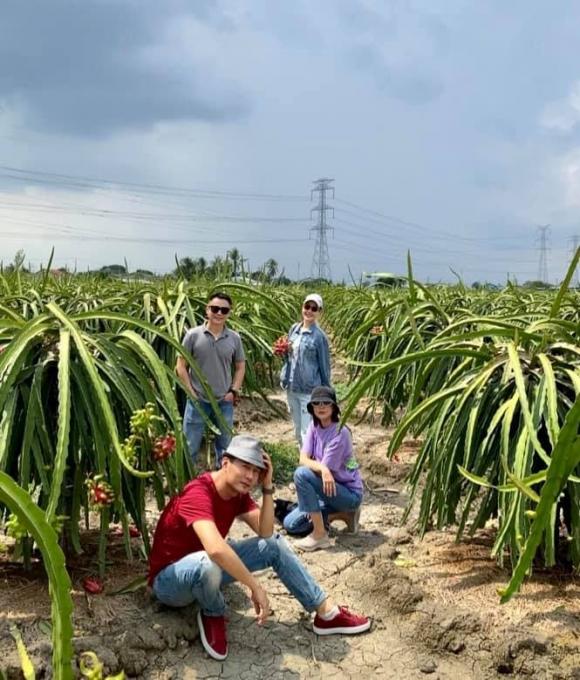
[0, 393, 579, 678]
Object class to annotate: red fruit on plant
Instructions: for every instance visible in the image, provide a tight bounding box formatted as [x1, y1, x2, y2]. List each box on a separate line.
[273, 336, 290, 357]
[111, 524, 141, 538]
[82, 576, 104, 595]
[86, 476, 115, 508]
[94, 488, 110, 504]
[152, 433, 176, 461]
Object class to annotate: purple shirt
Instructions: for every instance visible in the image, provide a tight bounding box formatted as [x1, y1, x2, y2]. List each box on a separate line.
[302, 422, 363, 493]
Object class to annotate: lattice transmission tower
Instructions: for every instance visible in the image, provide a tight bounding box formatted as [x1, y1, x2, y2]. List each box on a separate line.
[310, 178, 334, 281]
[536, 224, 551, 283]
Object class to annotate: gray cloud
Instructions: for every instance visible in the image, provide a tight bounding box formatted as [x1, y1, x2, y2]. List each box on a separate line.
[0, 1, 248, 137]
[3, 2, 580, 283]
[339, 2, 446, 106]
[348, 44, 444, 105]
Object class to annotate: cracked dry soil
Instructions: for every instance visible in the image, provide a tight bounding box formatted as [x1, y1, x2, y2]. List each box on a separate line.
[0, 395, 579, 679]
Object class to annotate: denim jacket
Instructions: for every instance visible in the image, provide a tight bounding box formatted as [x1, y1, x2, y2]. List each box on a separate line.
[280, 322, 331, 393]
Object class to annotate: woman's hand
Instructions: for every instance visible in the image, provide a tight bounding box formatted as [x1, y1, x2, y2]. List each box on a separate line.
[321, 465, 336, 497]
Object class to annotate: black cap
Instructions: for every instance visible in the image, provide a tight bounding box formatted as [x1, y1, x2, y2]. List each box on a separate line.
[307, 386, 339, 415]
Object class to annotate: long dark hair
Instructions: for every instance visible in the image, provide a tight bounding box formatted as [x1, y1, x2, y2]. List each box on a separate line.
[312, 404, 340, 428]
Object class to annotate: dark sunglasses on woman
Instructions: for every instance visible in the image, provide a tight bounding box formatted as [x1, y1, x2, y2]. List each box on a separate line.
[209, 305, 231, 315]
[303, 303, 319, 312]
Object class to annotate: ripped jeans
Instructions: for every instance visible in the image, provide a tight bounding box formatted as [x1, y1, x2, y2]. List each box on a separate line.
[152, 534, 326, 617]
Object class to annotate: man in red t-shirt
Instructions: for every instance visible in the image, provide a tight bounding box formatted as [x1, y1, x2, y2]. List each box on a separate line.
[149, 434, 371, 660]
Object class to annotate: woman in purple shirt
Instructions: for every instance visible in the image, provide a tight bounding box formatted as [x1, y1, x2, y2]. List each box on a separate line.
[283, 386, 364, 551]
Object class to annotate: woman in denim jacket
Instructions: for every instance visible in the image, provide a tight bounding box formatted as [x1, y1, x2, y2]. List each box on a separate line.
[280, 293, 331, 446]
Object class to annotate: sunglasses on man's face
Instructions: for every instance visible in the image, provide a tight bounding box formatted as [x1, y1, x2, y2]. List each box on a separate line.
[208, 305, 231, 315]
[311, 401, 332, 407]
[303, 303, 319, 312]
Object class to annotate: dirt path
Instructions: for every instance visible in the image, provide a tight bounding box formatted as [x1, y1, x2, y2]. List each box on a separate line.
[0, 394, 578, 678]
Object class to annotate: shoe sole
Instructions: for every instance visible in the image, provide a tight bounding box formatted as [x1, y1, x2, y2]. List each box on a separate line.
[197, 611, 228, 661]
[296, 540, 331, 552]
[313, 620, 372, 635]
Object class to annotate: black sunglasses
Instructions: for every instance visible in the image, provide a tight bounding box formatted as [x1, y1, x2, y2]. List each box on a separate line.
[311, 400, 332, 407]
[209, 305, 231, 315]
[303, 303, 319, 312]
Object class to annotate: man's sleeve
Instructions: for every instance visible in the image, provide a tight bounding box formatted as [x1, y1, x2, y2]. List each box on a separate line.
[318, 332, 331, 386]
[178, 484, 214, 526]
[238, 493, 258, 516]
[234, 333, 245, 362]
[182, 329, 195, 354]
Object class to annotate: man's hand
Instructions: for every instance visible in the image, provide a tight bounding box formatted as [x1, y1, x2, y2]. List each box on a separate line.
[321, 465, 336, 497]
[260, 451, 274, 488]
[223, 390, 235, 403]
[250, 584, 270, 625]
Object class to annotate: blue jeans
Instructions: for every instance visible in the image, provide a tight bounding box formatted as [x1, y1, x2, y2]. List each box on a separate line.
[283, 466, 363, 535]
[152, 534, 327, 616]
[183, 398, 234, 467]
[286, 391, 311, 447]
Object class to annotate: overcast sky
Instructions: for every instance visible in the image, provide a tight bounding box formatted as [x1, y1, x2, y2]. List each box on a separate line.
[1, 0, 580, 283]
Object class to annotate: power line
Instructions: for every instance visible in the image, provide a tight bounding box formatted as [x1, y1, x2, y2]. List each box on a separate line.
[0, 198, 304, 224]
[333, 216, 540, 260]
[335, 198, 530, 244]
[0, 226, 308, 246]
[0, 165, 308, 202]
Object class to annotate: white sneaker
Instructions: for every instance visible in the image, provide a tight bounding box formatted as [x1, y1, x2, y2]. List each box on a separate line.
[295, 533, 331, 551]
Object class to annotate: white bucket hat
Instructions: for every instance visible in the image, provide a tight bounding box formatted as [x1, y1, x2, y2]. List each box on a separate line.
[303, 293, 323, 310]
[225, 434, 266, 469]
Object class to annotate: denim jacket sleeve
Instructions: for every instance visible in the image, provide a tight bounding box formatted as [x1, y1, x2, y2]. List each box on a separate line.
[279, 322, 299, 389]
[317, 329, 331, 386]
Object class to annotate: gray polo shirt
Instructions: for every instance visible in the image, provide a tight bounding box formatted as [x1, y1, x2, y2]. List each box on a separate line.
[182, 324, 245, 401]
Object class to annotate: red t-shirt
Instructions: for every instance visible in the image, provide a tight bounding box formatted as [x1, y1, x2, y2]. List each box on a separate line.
[148, 472, 258, 584]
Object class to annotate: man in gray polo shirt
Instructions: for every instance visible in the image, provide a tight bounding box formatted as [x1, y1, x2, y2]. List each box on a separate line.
[176, 291, 245, 467]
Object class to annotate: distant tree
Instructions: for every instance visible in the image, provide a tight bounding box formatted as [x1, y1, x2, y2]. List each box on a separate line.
[227, 248, 241, 277]
[264, 258, 278, 280]
[301, 277, 331, 287]
[195, 257, 207, 276]
[208, 255, 228, 279]
[522, 280, 553, 289]
[175, 257, 196, 278]
[472, 281, 500, 290]
[4, 249, 29, 273]
[100, 264, 127, 276]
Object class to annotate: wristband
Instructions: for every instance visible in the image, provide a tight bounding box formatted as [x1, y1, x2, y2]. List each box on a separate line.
[262, 487, 273, 495]
[229, 387, 239, 396]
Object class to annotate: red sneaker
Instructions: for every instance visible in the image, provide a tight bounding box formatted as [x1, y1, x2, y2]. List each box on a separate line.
[313, 606, 371, 635]
[197, 611, 228, 660]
